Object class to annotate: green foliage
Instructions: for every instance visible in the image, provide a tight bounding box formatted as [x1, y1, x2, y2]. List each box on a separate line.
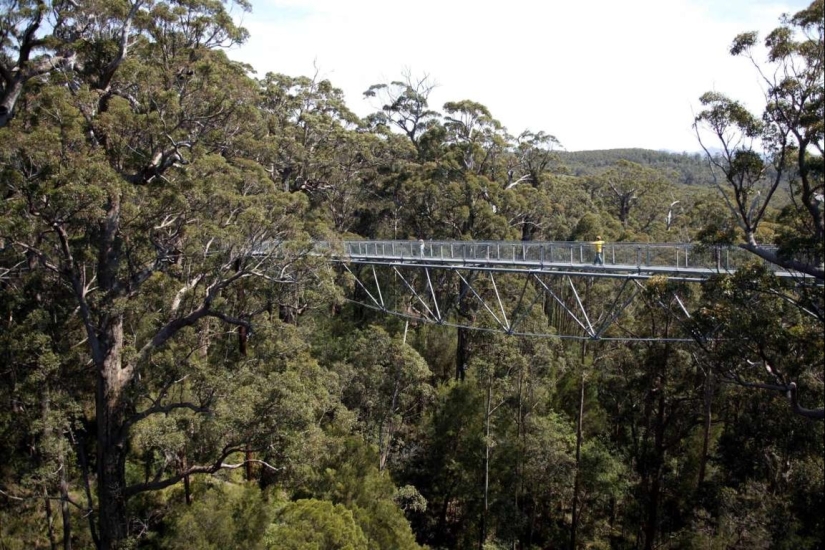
[300, 437, 422, 550]
[264, 499, 368, 550]
[331, 325, 433, 471]
[557, 148, 717, 186]
[160, 484, 271, 550]
[1, 2, 822, 549]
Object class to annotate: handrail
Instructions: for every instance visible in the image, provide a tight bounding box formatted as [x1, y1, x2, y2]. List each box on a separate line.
[333, 239, 778, 274]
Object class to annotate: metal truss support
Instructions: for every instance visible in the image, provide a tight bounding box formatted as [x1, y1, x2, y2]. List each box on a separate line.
[342, 262, 702, 342]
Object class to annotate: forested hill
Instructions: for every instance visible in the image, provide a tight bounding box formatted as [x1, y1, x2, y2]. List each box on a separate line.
[557, 148, 715, 185]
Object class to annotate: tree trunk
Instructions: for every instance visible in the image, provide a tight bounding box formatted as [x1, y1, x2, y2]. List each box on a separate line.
[42, 385, 58, 550]
[72, 429, 99, 547]
[456, 327, 469, 381]
[45, 488, 57, 550]
[61, 450, 72, 550]
[515, 362, 524, 531]
[698, 370, 713, 487]
[570, 370, 585, 550]
[643, 368, 666, 550]
[619, 195, 631, 226]
[480, 381, 492, 549]
[183, 453, 192, 506]
[0, 79, 24, 128]
[96, 317, 132, 550]
[456, 276, 474, 381]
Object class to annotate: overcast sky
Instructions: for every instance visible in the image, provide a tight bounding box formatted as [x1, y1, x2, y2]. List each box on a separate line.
[228, 0, 811, 153]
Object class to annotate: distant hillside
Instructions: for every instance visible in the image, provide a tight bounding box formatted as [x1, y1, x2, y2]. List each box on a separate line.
[556, 148, 715, 186]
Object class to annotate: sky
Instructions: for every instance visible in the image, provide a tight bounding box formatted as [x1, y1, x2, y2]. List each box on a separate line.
[227, 0, 812, 153]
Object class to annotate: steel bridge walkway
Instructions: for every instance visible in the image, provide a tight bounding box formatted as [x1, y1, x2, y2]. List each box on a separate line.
[335, 240, 801, 280]
[313, 240, 811, 342]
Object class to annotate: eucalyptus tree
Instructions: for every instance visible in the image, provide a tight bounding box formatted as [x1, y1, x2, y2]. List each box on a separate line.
[258, 73, 359, 193]
[332, 325, 433, 472]
[0, 0, 250, 128]
[442, 99, 510, 182]
[259, 73, 418, 236]
[494, 130, 566, 241]
[363, 71, 440, 160]
[591, 160, 673, 235]
[0, 1, 333, 547]
[694, 0, 823, 279]
[693, 0, 824, 421]
[506, 130, 563, 190]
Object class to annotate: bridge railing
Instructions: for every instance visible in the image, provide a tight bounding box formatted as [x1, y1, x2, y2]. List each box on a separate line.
[339, 240, 774, 272]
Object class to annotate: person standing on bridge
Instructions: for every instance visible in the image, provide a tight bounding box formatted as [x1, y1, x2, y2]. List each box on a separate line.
[592, 235, 605, 265]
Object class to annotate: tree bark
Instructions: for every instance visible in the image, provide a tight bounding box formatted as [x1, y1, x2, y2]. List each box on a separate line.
[456, 327, 469, 381]
[643, 358, 667, 550]
[60, 449, 72, 550]
[96, 317, 131, 550]
[480, 381, 492, 549]
[0, 80, 24, 127]
[45, 488, 57, 550]
[570, 370, 585, 550]
[697, 370, 713, 487]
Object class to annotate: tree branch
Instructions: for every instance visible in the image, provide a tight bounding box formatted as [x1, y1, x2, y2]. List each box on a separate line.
[123, 401, 210, 433]
[132, 269, 252, 367]
[720, 375, 824, 421]
[738, 243, 825, 281]
[125, 449, 280, 498]
[52, 225, 104, 367]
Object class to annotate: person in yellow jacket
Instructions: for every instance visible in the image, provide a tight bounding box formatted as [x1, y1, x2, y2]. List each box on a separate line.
[592, 236, 605, 265]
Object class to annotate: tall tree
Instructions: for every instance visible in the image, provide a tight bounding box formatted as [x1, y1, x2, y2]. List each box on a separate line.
[694, 0, 824, 280]
[363, 71, 440, 159]
[693, 0, 824, 421]
[592, 159, 672, 233]
[0, 1, 332, 547]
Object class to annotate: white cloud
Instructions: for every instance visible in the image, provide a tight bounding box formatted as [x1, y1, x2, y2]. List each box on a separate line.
[229, 0, 811, 152]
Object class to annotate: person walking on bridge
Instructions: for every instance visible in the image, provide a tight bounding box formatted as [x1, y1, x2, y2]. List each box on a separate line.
[592, 235, 605, 265]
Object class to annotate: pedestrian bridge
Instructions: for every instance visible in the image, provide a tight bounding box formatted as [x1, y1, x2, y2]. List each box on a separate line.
[328, 240, 799, 281]
[305, 240, 809, 342]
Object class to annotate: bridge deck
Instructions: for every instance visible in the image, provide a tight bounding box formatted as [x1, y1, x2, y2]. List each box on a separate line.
[332, 240, 801, 279]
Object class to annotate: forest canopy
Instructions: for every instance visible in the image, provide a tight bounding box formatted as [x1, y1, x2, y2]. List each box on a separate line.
[0, 0, 822, 549]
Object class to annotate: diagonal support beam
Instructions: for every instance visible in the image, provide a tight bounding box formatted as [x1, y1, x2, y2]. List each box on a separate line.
[593, 280, 641, 339]
[393, 267, 440, 322]
[568, 276, 595, 337]
[457, 272, 508, 331]
[507, 275, 540, 334]
[425, 268, 442, 322]
[489, 272, 511, 332]
[343, 264, 384, 310]
[532, 274, 593, 337]
[372, 265, 384, 308]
